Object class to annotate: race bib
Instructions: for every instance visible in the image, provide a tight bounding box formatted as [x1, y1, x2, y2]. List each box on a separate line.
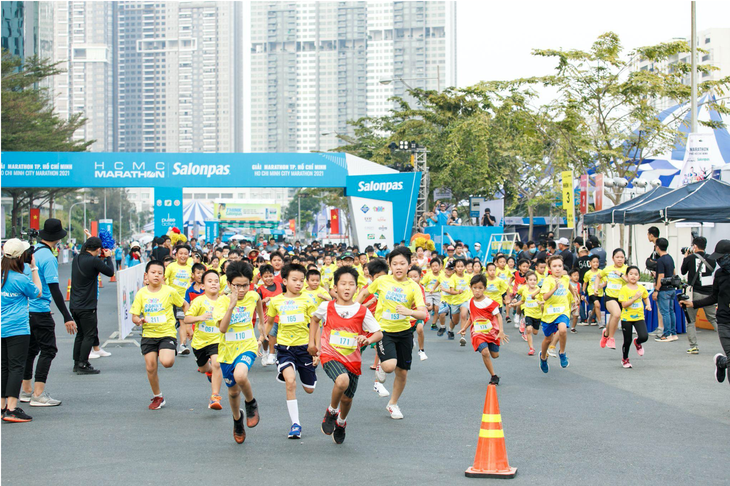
[441, 282, 450, 290]
[630, 301, 642, 309]
[329, 330, 358, 350]
[146, 314, 166, 324]
[173, 278, 188, 288]
[546, 305, 565, 315]
[608, 282, 622, 291]
[473, 320, 493, 333]
[525, 301, 538, 308]
[382, 310, 402, 321]
[198, 324, 218, 334]
[225, 329, 253, 342]
[281, 313, 304, 324]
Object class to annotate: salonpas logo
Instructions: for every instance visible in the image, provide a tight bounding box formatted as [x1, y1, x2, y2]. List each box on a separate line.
[358, 181, 403, 193]
[173, 163, 230, 178]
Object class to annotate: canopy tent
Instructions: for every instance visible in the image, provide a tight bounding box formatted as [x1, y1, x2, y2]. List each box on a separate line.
[622, 178, 730, 225]
[583, 186, 671, 225]
[183, 200, 214, 227]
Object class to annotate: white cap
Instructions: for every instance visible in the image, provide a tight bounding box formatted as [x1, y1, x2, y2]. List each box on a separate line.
[3, 238, 30, 259]
[130, 241, 141, 249]
[557, 237, 570, 246]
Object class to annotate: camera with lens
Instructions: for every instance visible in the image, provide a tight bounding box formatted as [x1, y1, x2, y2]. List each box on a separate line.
[660, 275, 683, 289]
[681, 247, 692, 255]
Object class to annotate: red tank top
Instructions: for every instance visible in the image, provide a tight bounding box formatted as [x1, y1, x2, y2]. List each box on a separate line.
[257, 283, 283, 323]
[469, 297, 500, 339]
[320, 301, 370, 375]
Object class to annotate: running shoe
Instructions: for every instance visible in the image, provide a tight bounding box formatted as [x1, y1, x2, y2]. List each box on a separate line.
[570, 328, 577, 333]
[321, 408, 338, 436]
[418, 350, 428, 361]
[233, 409, 246, 444]
[547, 346, 557, 358]
[75, 363, 101, 375]
[507, 316, 512, 324]
[261, 352, 270, 367]
[179, 345, 191, 356]
[205, 371, 212, 383]
[539, 353, 549, 373]
[459, 336, 466, 346]
[430, 323, 438, 330]
[333, 421, 347, 444]
[668, 335, 679, 342]
[373, 382, 390, 397]
[436, 328, 445, 337]
[559, 352, 569, 368]
[374, 365, 386, 383]
[606, 337, 616, 349]
[268, 354, 277, 366]
[519, 319, 525, 333]
[30, 391, 61, 407]
[447, 331, 455, 340]
[245, 398, 260, 428]
[149, 396, 165, 410]
[600, 331, 608, 348]
[19, 390, 32, 403]
[386, 403, 403, 420]
[209, 394, 223, 410]
[2, 407, 32, 423]
[634, 339, 644, 356]
[714, 353, 727, 383]
[288, 423, 302, 439]
[621, 358, 632, 369]
[687, 347, 699, 355]
[528, 347, 535, 356]
[489, 375, 500, 386]
[95, 348, 112, 357]
[655, 336, 670, 342]
[521, 332, 527, 341]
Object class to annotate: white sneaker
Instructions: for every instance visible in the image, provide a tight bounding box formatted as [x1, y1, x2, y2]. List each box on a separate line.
[95, 348, 111, 357]
[547, 347, 557, 358]
[374, 365, 386, 383]
[374, 382, 390, 397]
[267, 354, 277, 366]
[386, 403, 403, 419]
[418, 350, 428, 361]
[261, 351, 269, 367]
[88, 350, 100, 359]
[459, 336, 466, 346]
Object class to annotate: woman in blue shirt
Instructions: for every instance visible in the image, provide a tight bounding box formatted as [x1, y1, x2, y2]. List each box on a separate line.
[1, 239, 42, 422]
[125, 241, 143, 268]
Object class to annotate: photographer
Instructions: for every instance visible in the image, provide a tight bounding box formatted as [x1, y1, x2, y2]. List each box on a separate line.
[681, 237, 717, 354]
[481, 208, 496, 227]
[646, 227, 663, 336]
[70, 237, 115, 374]
[653, 237, 677, 342]
[680, 240, 730, 385]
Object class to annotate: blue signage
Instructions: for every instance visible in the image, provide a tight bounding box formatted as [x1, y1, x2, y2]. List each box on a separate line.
[205, 220, 220, 243]
[154, 187, 184, 235]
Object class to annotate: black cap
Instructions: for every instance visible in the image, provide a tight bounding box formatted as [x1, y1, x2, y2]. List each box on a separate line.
[709, 239, 730, 260]
[39, 218, 67, 241]
[82, 237, 103, 251]
[339, 251, 355, 260]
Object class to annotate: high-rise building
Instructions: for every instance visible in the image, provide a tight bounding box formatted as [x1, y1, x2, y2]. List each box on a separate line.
[249, 1, 456, 153]
[1, 1, 53, 61]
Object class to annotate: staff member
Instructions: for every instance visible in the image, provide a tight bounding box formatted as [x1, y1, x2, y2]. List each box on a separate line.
[681, 237, 717, 354]
[1, 239, 41, 422]
[21, 219, 76, 407]
[70, 237, 115, 374]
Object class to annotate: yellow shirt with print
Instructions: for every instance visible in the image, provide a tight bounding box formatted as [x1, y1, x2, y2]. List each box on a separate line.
[535, 270, 547, 288]
[165, 261, 193, 297]
[186, 295, 223, 350]
[584, 269, 604, 297]
[303, 286, 329, 306]
[440, 275, 454, 305]
[518, 285, 542, 319]
[600, 264, 628, 298]
[496, 267, 513, 284]
[448, 273, 472, 305]
[368, 274, 426, 333]
[267, 294, 318, 346]
[215, 292, 260, 363]
[618, 285, 648, 322]
[422, 270, 443, 294]
[540, 275, 572, 323]
[131, 285, 184, 339]
[321, 264, 337, 287]
[485, 278, 510, 306]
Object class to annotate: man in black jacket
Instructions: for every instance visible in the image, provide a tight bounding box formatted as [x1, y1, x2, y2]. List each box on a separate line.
[681, 236, 717, 354]
[70, 237, 115, 374]
[681, 240, 730, 385]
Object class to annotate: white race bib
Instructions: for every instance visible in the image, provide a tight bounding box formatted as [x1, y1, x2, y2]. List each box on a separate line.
[281, 313, 304, 324]
[173, 278, 188, 288]
[382, 310, 402, 321]
[473, 321, 493, 333]
[547, 305, 565, 315]
[225, 329, 252, 342]
[608, 282, 622, 291]
[198, 324, 218, 334]
[630, 301, 642, 310]
[525, 301, 538, 308]
[329, 331, 358, 350]
[146, 315, 166, 324]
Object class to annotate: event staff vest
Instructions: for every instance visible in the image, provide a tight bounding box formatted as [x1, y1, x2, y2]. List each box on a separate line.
[320, 301, 369, 376]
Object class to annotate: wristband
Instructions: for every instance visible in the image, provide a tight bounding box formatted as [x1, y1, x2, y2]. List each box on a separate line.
[31, 267, 39, 272]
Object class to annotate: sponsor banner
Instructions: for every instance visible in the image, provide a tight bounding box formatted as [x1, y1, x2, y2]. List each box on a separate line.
[154, 187, 184, 235]
[205, 220, 219, 243]
[579, 174, 588, 215]
[594, 174, 604, 211]
[561, 170, 575, 229]
[214, 202, 280, 222]
[99, 219, 113, 236]
[349, 196, 394, 250]
[680, 133, 721, 185]
[117, 264, 146, 340]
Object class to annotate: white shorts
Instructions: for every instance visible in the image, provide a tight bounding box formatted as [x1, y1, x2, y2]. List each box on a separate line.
[425, 293, 441, 306]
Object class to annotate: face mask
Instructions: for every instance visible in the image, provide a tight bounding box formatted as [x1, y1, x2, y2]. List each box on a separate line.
[529, 248, 537, 254]
[318, 260, 323, 266]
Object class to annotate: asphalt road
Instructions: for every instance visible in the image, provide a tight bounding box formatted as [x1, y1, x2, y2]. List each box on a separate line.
[2, 264, 727, 485]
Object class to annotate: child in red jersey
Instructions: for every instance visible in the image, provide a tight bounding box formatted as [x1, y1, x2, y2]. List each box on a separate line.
[459, 274, 508, 385]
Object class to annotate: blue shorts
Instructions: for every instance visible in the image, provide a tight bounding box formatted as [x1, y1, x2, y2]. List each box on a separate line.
[449, 301, 468, 315]
[269, 321, 278, 337]
[439, 301, 450, 315]
[477, 342, 500, 354]
[542, 314, 570, 337]
[276, 344, 317, 389]
[220, 351, 257, 388]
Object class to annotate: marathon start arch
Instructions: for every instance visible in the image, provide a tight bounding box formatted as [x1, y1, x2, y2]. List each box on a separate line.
[1, 152, 421, 248]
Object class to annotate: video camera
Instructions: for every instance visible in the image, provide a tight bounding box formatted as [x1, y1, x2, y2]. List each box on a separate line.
[662, 275, 690, 302]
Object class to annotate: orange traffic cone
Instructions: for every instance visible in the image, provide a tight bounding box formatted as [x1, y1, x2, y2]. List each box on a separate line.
[65, 279, 71, 301]
[465, 384, 517, 479]
[110, 272, 116, 283]
[98, 275, 104, 288]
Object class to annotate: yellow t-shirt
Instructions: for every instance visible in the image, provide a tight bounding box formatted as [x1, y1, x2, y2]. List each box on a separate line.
[448, 273, 472, 305]
[165, 261, 193, 296]
[518, 285, 542, 319]
[496, 267, 513, 284]
[600, 264, 628, 298]
[321, 264, 337, 287]
[267, 294, 318, 346]
[186, 295, 223, 350]
[219, 274, 229, 295]
[215, 292, 260, 363]
[422, 271, 443, 294]
[540, 275, 572, 323]
[619, 285, 649, 321]
[440, 274, 454, 304]
[131, 285, 185, 338]
[353, 265, 368, 289]
[485, 278, 510, 306]
[584, 269, 604, 297]
[535, 270, 547, 288]
[303, 286, 329, 306]
[367, 275, 426, 333]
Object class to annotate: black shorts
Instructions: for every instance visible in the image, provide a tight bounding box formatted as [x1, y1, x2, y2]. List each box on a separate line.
[276, 344, 317, 389]
[588, 295, 602, 305]
[524, 316, 541, 330]
[322, 360, 359, 399]
[604, 296, 619, 306]
[376, 329, 414, 371]
[193, 343, 219, 367]
[173, 305, 184, 328]
[141, 337, 178, 356]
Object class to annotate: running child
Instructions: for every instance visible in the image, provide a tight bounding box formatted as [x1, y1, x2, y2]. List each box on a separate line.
[583, 255, 603, 326]
[184, 263, 206, 304]
[459, 274, 507, 385]
[165, 245, 193, 355]
[537, 255, 578, 373]
[303, 269, 333, 306]
[511, 259, 530, 334]
[309, 267, 382, 444]
[184, 269, 224, 410]
[257, 264, 283, 366]
[534, 259, 548, 287]
[408, 266, 429, 360]
[216, 261, 264, 443]
[599, 248, 629, 350]
[484, 263, 512, 331]
[568, 269, 583, 333]
[263, 263, 319, 438]
[617, 266, 651, 368]
[364, 258, 390, 398]
[436, 262, 455, 336]
[131, 260, 188, 410]
[444, 259, 472, 344]
[511, 270, 542, 355]
[422, 258, 443, 330]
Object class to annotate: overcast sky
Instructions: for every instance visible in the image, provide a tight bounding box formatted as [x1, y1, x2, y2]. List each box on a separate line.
[456, 0, 730, 88]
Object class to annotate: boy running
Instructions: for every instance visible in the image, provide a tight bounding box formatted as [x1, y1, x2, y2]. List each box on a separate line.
[165, 245, 193, 355]
[184, 263, 206, 304]
[444, 259, 472, 344]
[537, 255, 578, 373]
[303, 269, 333, 306]
[408, 266, 428, 360]
[422, 258, 443, 331]
[365, 258, 390, 398]
[511, 271, 542, 355]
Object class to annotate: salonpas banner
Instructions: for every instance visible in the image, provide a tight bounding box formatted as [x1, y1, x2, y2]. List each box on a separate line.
[214, 202, 281, 222]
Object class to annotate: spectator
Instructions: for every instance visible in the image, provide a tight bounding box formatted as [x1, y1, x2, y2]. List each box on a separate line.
[1, 239, 41, 423]
[535, 241, 550, 263]
[70, 237, 115, 374]
[525, 240, 537, 263]
[481, 209, 496, 227]
[433, 201, 450, 225]
[681, 236, 718, 354]
[572, 236, 584, 258]
[21, 218, 76, 407]
[575, 246, 592, 282]
[653, 237, 677, 342]
[587, 236, 607, 269]
[473, 242, 486, 262]
[447, 209, 462, 226]
[125, 241, 143, 268]
[114, 245, 123, 271]
[557, 237, 574, 269]
[151, 236, 171, 262]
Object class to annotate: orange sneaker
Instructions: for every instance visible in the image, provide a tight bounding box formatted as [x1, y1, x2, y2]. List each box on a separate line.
[209, 394, 222, 410]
